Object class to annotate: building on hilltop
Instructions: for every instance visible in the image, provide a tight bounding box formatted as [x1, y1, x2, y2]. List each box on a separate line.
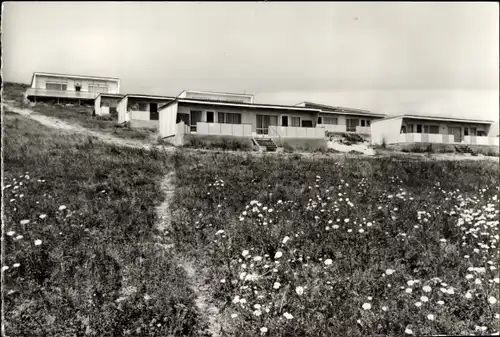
[25, 72, 120, 105]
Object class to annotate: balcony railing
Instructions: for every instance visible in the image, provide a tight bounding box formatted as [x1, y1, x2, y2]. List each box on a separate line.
[272, 126, 325, 139]
[399, 133, 499, 146]
[355, 126, 371, 134]
[194, 122, 253, 137]
[26, 88, 98, 100]
[317, 124, 346, 133]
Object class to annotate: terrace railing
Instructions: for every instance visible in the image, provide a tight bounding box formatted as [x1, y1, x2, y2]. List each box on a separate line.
[195, 122, 253, 137]
[268, 125, 282, 145]
[398, 133, 499, 146]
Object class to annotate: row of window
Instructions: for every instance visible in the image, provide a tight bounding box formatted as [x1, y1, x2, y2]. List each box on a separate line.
[402, 124, 440, 134]
[175, 111, 243, 125]
[317, 117, 371, 126]
[401, 124, 481, 136]
[45, 82, 109, 93]
[175, 111, 319, 128]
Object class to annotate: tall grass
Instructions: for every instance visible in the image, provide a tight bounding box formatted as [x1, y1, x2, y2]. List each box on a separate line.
[2, 115, 205, 336]
[171, 151, 499, 336]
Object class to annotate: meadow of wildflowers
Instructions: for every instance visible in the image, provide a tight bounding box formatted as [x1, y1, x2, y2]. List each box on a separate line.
[171, 151, 499, 336]
[3, 110, 499, 337]
[2, 115, 205, 336]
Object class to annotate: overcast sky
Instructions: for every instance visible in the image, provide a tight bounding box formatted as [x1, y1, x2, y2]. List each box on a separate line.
[3, 2, 499, 120]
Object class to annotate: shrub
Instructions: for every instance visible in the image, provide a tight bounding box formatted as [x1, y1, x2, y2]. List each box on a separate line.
[183, 137, 252, 151]
[283, 142, 295, 153]
[96, 115, 114, 121]
[342, 133, 365, 144]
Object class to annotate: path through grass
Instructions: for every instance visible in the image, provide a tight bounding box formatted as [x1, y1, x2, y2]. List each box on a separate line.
[2, 114, 206, 336]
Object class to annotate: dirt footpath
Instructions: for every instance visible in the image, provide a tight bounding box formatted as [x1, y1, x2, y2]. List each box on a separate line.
[3, 103, 163, 151]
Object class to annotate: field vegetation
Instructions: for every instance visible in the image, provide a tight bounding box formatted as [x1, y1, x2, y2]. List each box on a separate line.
[3, 114, 205, 336]
[171, 152, 499, 336]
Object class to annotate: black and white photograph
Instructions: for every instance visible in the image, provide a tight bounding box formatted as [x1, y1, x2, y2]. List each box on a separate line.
[1, 2, 499, 336]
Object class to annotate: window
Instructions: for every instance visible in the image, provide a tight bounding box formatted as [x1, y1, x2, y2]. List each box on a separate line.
[150, 103, 158, 120]
[110, 107, 117, 116]
[429, 125, 439, 134]
[367, 120, 371, 127]
[401, 126, 406, 134]
[191, 110, 202, 131]
[206, 111, 214, 123]
[407, 124, 414, 133]
[361, 120, 366, 127]
[317, 116, 323, 124]
[137, 102, 149, 111]
[282, 116, 289, 127]
[177, 114, 190, 125]
[302, 120, 313, 127]
[424, 125, 429, 133]
[46, 83, 67, 91]
[464, 128, 469, 136]
[324, 117, 338, 125]
[346, 119, 359, 132]
[218, 112, 241, 124]
[470, 128, 477, 136]
[89, 85, 109, 93]
[291, 117, 300, 127]
[226, 113, 241, 124]
[416, 124, 422, 133]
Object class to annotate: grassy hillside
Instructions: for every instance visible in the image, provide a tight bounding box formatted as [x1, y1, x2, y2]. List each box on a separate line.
[171, 151, 499, 336]
[2, 114, 205, 336]
[2, 82, 155, 142]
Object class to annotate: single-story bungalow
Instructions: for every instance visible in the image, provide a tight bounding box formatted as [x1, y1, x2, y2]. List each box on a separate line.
[371, 114, 499, 147]
[94, 93, 124, 116]
[294, 101, 387, 134]
[156, 92, 325, 146]
[117, 94, 175, 128]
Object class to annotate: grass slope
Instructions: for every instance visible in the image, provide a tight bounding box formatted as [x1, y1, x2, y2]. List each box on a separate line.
[2, 82, 155, 142]
[2, 114, 205, 336]
[171, 151, 499, 336]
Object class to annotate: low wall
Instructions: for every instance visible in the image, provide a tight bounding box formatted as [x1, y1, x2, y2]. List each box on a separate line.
[400, 133, 455, 143]
[356, 126, 371, 134]
[99, 106, 110, 116]
[130, 110, 152, 121]
[317, 124, 346, 133]
[273, 126, 325, 138]
[464, 136, 499, 146]
[130, 119, 159, 129]
[399, 133, 499, 146]
[196, 122, 253, 137]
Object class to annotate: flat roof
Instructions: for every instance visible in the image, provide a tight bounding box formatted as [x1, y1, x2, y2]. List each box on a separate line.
[159, 98, 322, 112]
[96, 93, 125, 99]
[372, 114, 494, 125]
[297, 101, 386, 117]
[179, 89, 254, 98]
[32, 72, 120, 82]
[124, 93, 176, 100]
